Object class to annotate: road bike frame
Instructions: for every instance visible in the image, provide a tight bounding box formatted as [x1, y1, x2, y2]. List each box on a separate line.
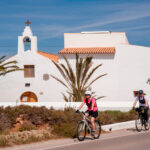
[81, 111, 92, 132]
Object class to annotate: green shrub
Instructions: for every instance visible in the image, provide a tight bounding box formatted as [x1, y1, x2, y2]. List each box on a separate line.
[0, 112, 12, 131]
[100, 110, 137, 124]
[53, 123, 76, 138]
[18, 122, 37, 132]
[98, 112, 114, 125]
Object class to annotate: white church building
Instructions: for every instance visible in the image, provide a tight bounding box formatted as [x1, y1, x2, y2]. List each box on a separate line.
[0, 21, 150, 111]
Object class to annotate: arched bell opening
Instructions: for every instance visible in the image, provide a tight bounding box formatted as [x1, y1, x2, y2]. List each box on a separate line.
[23, 37, 31, 51]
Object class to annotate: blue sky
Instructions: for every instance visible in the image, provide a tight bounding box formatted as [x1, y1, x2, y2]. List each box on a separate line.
[0, 0, 150, 57]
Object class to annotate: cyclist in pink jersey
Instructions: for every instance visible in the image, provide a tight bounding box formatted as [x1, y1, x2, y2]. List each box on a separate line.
[76, 91, 98, 133]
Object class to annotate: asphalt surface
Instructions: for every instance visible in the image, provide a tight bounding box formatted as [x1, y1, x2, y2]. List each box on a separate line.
[45, 131, 150, 150]
[3, 129, 150, 150]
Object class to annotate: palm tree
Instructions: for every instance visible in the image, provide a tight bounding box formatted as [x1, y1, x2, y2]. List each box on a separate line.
[0, 56, 21, 76]
[147, 78, 150, 85]
[51, 54, 107, 102]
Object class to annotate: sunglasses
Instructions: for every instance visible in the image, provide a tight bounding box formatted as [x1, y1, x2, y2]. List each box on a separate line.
[85, 94, 91, 96]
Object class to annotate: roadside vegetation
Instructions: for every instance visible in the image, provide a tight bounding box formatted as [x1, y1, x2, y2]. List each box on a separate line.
[0, 105, 139, 147]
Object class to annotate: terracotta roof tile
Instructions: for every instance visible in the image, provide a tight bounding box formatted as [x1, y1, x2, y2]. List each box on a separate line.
[58, 47, 115, 54]
[38, 51, 59, 62]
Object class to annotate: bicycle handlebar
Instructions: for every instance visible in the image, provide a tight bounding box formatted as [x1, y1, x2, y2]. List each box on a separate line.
[76, 111, 85, 115]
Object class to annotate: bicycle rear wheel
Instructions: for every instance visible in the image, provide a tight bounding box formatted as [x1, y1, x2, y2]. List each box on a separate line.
[76, 121, 86, 141]
[135, 116, 142, 132]
[94, 120, 101, 139]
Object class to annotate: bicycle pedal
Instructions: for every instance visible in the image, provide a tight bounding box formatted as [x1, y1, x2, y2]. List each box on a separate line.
[91, 132, 95, 137]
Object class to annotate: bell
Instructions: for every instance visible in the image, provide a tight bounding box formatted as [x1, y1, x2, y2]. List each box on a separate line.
[24, 38, 31, 46]
[24, 37, 31, 42]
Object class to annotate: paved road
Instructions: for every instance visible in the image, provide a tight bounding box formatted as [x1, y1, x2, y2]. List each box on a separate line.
[45, 131, 150, 150]
[3, 129, 150, 150]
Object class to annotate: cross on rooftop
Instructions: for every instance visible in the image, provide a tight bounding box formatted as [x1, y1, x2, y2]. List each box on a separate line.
[25, 20, 31, 26]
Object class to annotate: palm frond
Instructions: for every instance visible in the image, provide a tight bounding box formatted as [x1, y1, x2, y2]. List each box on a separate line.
[95, 96, 106, 100]
[0, 69, 21, 75]
[80, 58, 93, 88]
[82, 64, 102, 88]
[86, 73, 107, 88]
[0, 56, 6, 63]
[1, 61, 18, 66]
[52, 60, 70, 83]
[0, 56, 22, 76]
[147, 78, 150, 84]
[50, 75, 70, 90]
[62, 93, 69, 102]
[62, 55, 76, 88]
[76, 57, 84, 90]
[3, 65, 19, 69]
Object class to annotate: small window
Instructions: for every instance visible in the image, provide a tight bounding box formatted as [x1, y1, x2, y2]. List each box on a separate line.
[24, 65, 35, 78]
[43, 74, 49, 81]
[25, 83, 30, 87]
[133, 91, 139, 97]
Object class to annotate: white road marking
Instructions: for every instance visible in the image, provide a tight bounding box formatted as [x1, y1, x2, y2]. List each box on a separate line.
[40, 130, 150, 150]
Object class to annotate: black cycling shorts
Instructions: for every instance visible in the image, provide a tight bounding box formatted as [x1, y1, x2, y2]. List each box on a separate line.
[85, 110, 98, 118]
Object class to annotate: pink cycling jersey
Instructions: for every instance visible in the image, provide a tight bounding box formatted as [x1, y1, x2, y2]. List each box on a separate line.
[83, 98, 98, 111]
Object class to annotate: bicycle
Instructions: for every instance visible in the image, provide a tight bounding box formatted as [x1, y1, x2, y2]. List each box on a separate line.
[76, 111, 101, 141]
[135, 107, 150, 132]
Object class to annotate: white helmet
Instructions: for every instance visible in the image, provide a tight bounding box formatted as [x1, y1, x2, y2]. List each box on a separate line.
[85, 91, 92, 95]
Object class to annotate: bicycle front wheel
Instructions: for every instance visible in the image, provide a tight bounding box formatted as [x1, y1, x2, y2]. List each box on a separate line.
[94, 120, 101, 139]
[135, 116, 142, 132]
[145, 118, 150, 131]
[76, 121, 86, 141]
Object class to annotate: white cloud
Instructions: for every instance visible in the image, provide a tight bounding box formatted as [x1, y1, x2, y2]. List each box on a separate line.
[30, 2, 150, 40]
[1, 1, 150, 41]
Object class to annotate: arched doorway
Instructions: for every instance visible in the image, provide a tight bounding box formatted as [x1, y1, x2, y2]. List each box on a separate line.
[20, 91, 38, 102]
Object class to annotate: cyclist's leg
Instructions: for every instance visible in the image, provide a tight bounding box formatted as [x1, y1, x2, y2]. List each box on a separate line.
[91, 111, 98, 131]
[144, 107, 149, 122]
[91, 117, 95, 131]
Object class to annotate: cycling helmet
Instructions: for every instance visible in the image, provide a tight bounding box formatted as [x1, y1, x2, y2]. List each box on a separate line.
[139, 90, 144, 95]
[85, 91, 92, 95]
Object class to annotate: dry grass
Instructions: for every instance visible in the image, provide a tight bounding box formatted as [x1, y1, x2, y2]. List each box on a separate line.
[0, 136, 10, 147]
[0, 128, 53, 147]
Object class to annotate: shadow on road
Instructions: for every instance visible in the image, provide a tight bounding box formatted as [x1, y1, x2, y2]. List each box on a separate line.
[126, 128, 137, 132]
[84, 136, 94, 140]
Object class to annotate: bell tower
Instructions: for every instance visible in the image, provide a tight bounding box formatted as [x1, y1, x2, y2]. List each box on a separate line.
[18, 20, 38, 55]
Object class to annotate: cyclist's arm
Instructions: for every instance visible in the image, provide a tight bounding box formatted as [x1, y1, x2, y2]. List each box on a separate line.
[91, 102, 94, 111]
[145, 100, 148, 107]
[133, 100, 137, 108]
[77, 102, 85, 111]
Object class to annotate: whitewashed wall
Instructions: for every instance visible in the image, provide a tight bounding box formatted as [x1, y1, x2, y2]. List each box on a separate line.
[0, 51, 65, 102]
[64, 32, 129, 48]
[59, 44, 150, 106]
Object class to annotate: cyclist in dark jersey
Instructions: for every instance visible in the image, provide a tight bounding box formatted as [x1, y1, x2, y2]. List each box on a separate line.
[76, 91, 98, 133]
[133, 90, 149, 121]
